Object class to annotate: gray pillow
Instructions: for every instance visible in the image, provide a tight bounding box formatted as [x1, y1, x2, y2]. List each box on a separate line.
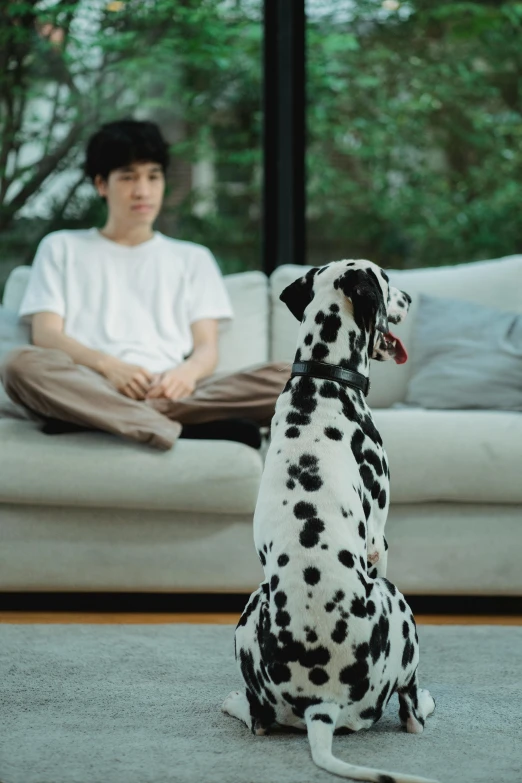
[405, 294, 522, 410]
[0, 305, 31, 364]
[0, 306, 31, 418]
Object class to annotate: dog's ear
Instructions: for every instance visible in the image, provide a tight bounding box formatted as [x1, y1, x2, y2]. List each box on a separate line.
[279, 267, 319, 322]
[336, 268, 388, 333]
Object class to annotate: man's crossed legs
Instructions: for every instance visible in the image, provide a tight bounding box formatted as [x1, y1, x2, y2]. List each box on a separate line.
[0, 347, 291, 450]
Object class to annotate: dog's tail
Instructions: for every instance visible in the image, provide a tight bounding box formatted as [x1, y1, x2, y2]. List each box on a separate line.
[304, 703, 440, 783]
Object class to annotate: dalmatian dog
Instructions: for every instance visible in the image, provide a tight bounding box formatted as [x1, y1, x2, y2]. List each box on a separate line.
[222, 259, 438, 783]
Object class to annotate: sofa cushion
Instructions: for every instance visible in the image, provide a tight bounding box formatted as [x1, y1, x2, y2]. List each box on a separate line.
[0, 418, 263, 513]
[0, 306, 33, 419]
[2, 266, 270, 375]
[0, 305, 31, 360]
[270, 255, 522, 408]
[373, 408, 522, 504]
[405, 294, 522, 411]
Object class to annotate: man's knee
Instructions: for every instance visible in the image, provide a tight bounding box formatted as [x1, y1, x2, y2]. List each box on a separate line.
[0, 347, 50, 391]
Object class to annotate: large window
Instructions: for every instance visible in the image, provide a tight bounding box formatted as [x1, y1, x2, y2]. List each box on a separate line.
[307, 0, 522, 269]
[0, 0, 262, 290]
[2, 0, 521, 286]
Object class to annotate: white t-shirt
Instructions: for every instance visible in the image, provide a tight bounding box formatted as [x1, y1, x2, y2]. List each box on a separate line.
[19, 229, 234, 373]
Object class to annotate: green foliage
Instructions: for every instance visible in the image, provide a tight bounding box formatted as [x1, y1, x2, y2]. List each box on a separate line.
[0, 0, 262, 275]
[307, 0, 522, 268]
[1, 0, 521, 278]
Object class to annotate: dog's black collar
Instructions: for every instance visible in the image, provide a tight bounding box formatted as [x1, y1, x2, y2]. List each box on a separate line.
[291, 361, 370, 397]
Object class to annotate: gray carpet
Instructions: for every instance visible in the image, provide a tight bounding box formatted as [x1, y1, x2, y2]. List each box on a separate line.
[0, 624, 521, 783]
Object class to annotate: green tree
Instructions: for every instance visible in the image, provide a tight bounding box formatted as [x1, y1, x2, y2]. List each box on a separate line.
[0, 0, 262, 275]
[307, 0, 522, 268]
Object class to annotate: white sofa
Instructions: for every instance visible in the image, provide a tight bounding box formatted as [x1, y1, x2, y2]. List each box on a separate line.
[1, 256, 521, 596]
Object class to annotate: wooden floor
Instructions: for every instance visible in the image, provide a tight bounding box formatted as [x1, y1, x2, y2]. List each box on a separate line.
[1, 612, 521, 625]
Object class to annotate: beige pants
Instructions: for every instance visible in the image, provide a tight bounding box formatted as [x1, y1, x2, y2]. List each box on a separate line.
[0, 347, 291, 450]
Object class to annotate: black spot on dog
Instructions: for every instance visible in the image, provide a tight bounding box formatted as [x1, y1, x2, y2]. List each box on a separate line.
[304, 333, 313, 346]
[278, 554, 289, 567]
[300, 453, 318, 469]
[259, 550, 266, 566]
[369, 615, 390, 664]
[402, 621, 409, 639]
[325, 602, 335, 612]
[320, 313, 342, 343]
[274, 591, 287, 608]
[402, 639, 415, 668]
[398, 598, 406, 612]
[294, 501, 316, 519]
[281, 692, 322, 719]
[363, 447, 381, 473]
[325, 426, 343, 440]
[290, 376, 317, 416]
[236, 591, 260, 628]
[384, 537, 389, 551]
[334, 590, 345, 602]
[300, 473, 323, 492]
[286, 427, 300, 438]
[270, 575, 279, 590]
[319, 381, 338, 399]
[311, 713, 333, 723]
[339, 644, 370, 701]
[331, 620, 348, 644]
[309, 668, 330, 685]
[351, 596, 367, 617]
[357, 571, 373, 598]
[383, 578, 397, 596]
[312, 343, 329, 361]
[360, 465, 374, 491]
[366, 600, 376, 617]
[358, 521, 366, 539]
[338, 550, 355, 568]
[362, 497, 371, 520]
[315, 311, 325, 324]
[286, 480, 296, 489]
[378, 488, 387, 509]
[299, 517, 325, 548]
[330, 303, 340, 312]
[287, 411, 310, 426]
[341, 507, 349, 518]
[306, 629, 318, 643]
[304, 566, 321, 585]
[268, 662, 291, 684]
[276, 610, 291, 627]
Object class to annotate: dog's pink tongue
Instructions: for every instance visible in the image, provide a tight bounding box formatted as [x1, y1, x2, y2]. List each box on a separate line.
[387, 331, 408, 364]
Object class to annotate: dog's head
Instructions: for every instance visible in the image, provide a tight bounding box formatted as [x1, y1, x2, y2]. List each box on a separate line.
[279, 259, 411, 363]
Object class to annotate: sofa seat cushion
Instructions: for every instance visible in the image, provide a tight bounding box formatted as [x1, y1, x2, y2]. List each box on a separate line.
[0, 419, 263, 514]
[374, 408, 522, 504]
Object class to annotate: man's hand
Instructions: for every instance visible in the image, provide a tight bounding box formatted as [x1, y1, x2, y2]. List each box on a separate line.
[98, 357, 154, 400]
[146, 364, 198, 401]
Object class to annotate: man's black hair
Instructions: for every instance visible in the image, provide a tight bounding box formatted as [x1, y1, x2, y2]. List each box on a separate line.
[84, 119, 170, 182]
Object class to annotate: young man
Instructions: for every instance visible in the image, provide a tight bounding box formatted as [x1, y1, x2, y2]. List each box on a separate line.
[0, 119, 289, 450]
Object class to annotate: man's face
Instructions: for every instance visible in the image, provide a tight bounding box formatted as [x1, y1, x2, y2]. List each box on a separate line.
[95, 161, 165, 228]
